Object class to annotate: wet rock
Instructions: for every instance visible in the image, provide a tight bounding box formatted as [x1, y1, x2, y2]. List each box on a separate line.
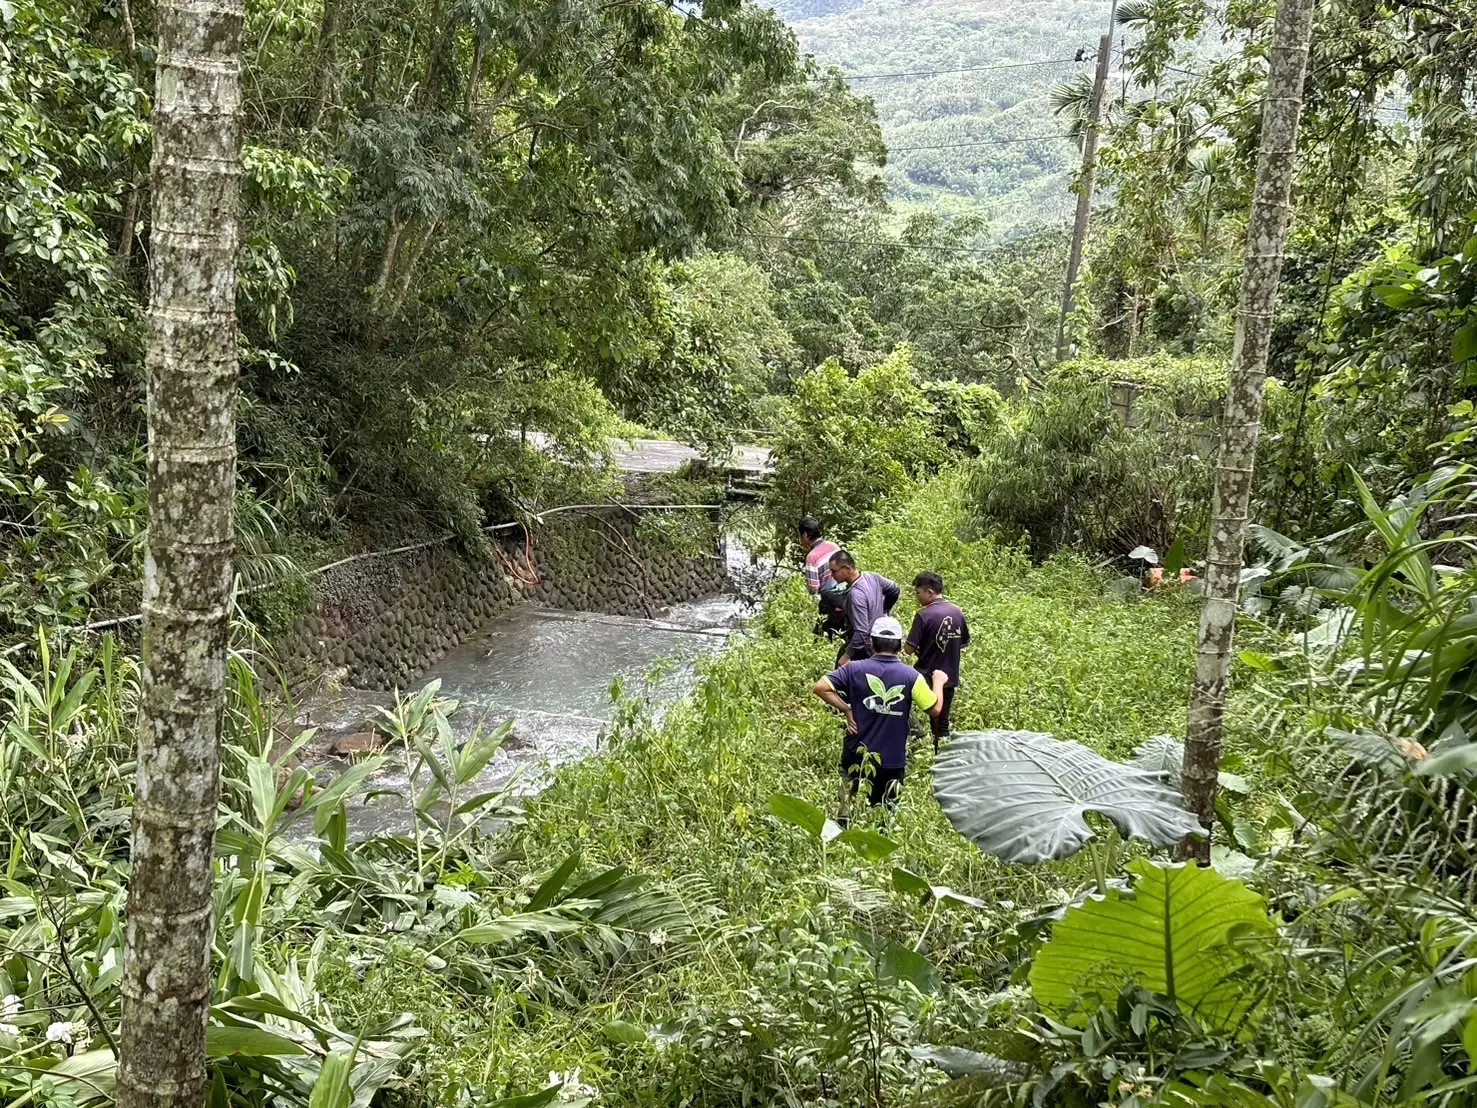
[329, 731, 386, 756]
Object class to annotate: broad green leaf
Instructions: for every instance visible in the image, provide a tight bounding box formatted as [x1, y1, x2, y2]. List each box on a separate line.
[1237, 650, 1279, 672]
[409, 732, 452, 792]
[1134, 735, 1247, 795]
[528, 853, 582, 910]
[487, 1087, 563, 1108]
[601, 1020, 648, 1044]
[878, 941, 940, 994]
[1463, 1010, 1477, 1068]
[934, 731, 1202, 863]
[1374, 284, 1419, 309]
[1408, 986, 1474, 1048]
[229, 919, 256, 980]
[213, 995, 332, 1039]
[453, 721, 512, 785]
[1130, 734, 1183, 778]
[834, 827, 899, 861]
[309, 1051, 355, 1108]
[892, 867, 932, 898]
[1413, 742, 1477, 778]
[245, 758, 278, 829]
[44, 1048, 117, 1103]
[308, 758, 389, 833]
[457, 911, 584, 944]
[1218, 772, 1250, 796]
[452, 790, 506, 818]
[1029, 859, 1275, 1032]
[767, 793, 827, 838]
[1455, 321, 1477, 364]
[908, 1045, 1027, 1083]
[207, 1025, 307, 1057]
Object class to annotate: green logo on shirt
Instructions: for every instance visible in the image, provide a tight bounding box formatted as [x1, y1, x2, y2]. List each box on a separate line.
[863, 674, 906, 716]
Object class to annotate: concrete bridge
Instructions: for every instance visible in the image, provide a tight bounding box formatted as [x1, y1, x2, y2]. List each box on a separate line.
[610, 439, 770, 481]
[519, 432, 772, 488]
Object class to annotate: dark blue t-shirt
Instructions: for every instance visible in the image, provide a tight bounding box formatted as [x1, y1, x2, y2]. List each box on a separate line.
[824, 654, 936, 768]
[907, 599, 970, 686]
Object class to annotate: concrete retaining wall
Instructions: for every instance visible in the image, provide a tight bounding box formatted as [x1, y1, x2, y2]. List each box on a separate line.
[274, 510, 718, 693]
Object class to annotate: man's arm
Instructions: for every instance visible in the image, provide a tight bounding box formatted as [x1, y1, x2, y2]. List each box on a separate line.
[961, 617, 971, 649]
[881, 576, 900, 613]
[811, 676, 858, 733]
[845, 591, 870, 656]
[803, 558, 821, 594]
[910, 672, 941, 718]
[904, 612, 923, 657]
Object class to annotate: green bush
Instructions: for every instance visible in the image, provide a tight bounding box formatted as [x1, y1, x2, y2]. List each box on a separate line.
[967, 353, 1254, 561]
[763, 344, 948, 543]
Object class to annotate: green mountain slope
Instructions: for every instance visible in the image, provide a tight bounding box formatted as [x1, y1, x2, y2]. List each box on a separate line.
[775, 0, 1114, 231]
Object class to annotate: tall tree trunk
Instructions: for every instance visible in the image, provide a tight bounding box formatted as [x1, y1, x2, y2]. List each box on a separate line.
[120, 0, 244, 1100]
[305, 0, 342, 130]
[116, 185, 140, 261]
[464, 34, 487, 115]
[1179, 0, 1315, 862]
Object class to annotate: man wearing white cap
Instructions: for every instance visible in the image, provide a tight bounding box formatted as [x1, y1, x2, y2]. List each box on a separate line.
[811, 614, 947, 821]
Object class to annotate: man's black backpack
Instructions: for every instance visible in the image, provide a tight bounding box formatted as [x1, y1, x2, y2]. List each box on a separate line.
[815, 580, 850, 639]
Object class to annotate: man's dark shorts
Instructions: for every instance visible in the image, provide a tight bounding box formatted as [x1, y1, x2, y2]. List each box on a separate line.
[839, 733, 903, 806]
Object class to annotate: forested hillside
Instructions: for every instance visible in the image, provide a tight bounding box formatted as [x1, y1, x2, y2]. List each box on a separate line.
[773, 0, 1112, 229]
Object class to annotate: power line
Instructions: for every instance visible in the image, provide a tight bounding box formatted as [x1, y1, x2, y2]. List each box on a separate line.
[888, 132, 1066, 152]
[813, 57, 1082, 82]
[739, 230, 999, 256]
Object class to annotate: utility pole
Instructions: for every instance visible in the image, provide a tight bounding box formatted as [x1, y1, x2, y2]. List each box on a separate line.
[1055, 12, 1115, 362]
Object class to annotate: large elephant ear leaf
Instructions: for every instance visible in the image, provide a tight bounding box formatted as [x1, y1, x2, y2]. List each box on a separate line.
[933, 730, 1203, 862]
[1130, 734, 1184, 779]
[1029, 859, 1276, 1033]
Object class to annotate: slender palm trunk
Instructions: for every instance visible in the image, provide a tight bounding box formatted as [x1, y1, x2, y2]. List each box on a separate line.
[1179, 0, 1316, 862]
[119, 0, 244, 1100]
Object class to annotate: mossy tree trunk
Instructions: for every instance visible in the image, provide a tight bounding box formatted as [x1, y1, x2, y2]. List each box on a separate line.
[120, 0, 244, 1101]
[1180, 0, 1316, 862]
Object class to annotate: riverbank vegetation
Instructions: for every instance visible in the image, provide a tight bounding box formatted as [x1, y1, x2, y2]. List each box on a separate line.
[9, 467, 1477, 1104]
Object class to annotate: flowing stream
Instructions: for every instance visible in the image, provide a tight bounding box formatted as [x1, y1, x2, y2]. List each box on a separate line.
[295, 545, 768, 838]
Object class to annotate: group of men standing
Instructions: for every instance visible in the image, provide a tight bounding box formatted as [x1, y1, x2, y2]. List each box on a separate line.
[795, 517, 971, 823]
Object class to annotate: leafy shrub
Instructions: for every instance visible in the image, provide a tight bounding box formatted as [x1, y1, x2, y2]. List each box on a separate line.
[921, 379, 1003, 454]
[967, 353, 1253, 561]
[763, 344, 949, 543]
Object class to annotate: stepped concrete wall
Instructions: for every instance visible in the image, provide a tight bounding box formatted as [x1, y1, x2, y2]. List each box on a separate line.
[274, 509, 719, 693]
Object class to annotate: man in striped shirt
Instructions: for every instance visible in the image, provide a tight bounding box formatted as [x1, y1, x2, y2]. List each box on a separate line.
[799, 517, 840, 594]
[799, 518, 846, 642]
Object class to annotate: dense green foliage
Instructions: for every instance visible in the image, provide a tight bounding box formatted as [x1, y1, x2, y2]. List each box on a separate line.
[0, 0, 888, 639]
[1069, 0, 1477, 536]
[967, 352, 1292, 560]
